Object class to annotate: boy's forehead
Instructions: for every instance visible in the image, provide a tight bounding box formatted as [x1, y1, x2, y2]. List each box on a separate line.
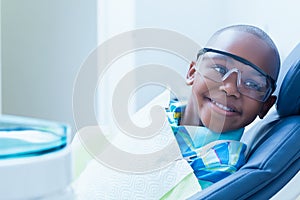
[206, 30, 277, 80]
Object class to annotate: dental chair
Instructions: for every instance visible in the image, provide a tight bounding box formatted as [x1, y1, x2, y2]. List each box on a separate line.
[190, 43, 300, 200]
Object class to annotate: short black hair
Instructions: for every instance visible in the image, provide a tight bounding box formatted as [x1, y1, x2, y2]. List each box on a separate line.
[208, 24, 281, 80]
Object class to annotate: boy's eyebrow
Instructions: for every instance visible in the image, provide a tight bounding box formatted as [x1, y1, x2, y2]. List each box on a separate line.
[205, 54, 267, 79]
[199, 48, 271, 76]
[201, 53, 235, 64]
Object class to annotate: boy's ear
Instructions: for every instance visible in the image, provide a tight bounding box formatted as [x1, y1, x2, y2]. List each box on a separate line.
[186, 61, 196, 85]
[258, 95, 277, 119]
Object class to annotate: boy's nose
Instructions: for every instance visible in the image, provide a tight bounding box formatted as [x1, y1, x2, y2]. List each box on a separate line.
[219, 72, 241, 98]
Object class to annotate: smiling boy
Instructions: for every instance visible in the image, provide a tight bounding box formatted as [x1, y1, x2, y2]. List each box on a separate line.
[184, 25, 280, 132]
[162, 24, 280, 199]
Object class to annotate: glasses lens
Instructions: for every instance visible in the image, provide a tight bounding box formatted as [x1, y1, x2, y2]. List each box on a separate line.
[196, 51, 271, 102]
[196, 52, 228, 82]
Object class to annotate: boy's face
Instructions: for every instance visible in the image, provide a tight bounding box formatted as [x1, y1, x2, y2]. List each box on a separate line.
[187, 30, 277, 132]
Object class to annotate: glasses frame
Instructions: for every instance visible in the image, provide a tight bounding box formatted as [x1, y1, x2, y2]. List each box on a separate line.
[196, 48, 277, 102]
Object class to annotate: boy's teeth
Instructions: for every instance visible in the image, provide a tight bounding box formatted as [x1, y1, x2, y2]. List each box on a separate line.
[211, 100, 235, 112]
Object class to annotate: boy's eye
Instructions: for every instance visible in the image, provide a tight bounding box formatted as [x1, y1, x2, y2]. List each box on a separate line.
[212, 64, 228, 75]
[243, 80, 263, 91]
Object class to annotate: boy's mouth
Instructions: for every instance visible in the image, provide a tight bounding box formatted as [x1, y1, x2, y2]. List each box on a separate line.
[211, 99, 236, 112]
[207, 97, 240, 114]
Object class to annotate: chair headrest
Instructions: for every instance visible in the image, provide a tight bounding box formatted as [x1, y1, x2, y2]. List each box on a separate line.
[276, 43, 300, 117]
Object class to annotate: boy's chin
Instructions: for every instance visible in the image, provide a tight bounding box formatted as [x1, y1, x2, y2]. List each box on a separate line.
[204, 121, 235, 133]
[201, 121, 223, 133]
[201, 112, 242, 133]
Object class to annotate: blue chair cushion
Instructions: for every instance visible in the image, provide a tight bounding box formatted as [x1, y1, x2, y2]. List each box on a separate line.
[277, 57, 300, 117]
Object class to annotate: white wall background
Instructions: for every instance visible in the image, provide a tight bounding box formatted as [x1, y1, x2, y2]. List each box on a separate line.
[1, 0, 300, 133]
[132, 0, 300, 63]
[1, 0, 97, 132]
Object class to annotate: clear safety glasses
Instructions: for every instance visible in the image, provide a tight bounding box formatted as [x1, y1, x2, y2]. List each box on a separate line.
[195, 48, 276, 102]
